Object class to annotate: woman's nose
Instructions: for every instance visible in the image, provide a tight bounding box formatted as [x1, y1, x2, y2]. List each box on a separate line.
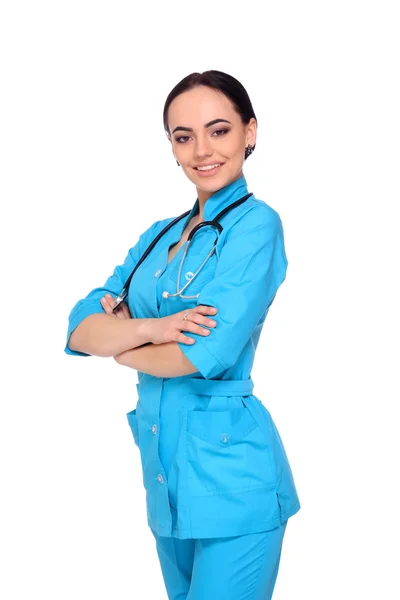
[193, 135, 213, 158]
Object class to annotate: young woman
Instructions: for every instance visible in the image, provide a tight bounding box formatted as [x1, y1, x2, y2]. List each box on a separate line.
[65, 70, 301, 599]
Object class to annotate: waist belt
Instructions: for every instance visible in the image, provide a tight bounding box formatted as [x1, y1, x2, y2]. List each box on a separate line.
[162, 377, 255, 397]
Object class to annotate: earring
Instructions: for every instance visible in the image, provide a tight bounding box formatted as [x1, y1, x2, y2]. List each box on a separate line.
[176, 159, 180, 166]
[244, 143, 255, 159]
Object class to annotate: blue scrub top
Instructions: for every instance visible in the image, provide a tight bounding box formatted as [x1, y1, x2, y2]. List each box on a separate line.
[65, 174, 301, 539]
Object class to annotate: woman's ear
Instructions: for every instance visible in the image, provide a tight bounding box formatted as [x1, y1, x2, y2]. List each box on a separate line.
[168, 138, 177, 162]
[166, 132, 179, 164]
[246, 118, 257, 147]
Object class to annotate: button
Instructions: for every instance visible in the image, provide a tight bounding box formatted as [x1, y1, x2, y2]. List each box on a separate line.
[185, 271, 195, 282]
[154, 269, 162, 277]
[157, 474, 164, 483]
[151, 424, 158, 434]
[220, 433, 230, 444]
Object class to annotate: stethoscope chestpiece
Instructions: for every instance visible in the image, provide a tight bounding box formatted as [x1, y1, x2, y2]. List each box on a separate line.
[163, 222, 220, 300]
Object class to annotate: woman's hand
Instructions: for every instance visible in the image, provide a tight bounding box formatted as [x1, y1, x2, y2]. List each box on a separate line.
[100, 293, 218, 346]
[100, 293, 131, 319]
[148, 305, 218, 346]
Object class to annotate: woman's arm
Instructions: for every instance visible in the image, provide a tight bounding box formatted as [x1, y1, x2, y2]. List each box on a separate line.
[113, 210, 288, 380]
[69, 313, 153, 358]
[114, 342, 199, 377]
[82, 294, 217, 366]
[65, 217, 169, 357]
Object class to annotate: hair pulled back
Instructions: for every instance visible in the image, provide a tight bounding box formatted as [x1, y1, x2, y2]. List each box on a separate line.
[163, 70, 257, 160]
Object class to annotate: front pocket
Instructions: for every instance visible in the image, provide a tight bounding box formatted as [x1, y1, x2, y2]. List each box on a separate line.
[186, 406, 276, 494]
[126, 408, 139, 447]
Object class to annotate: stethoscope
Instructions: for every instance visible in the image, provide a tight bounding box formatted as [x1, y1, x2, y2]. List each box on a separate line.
[112, 192, 254, 311]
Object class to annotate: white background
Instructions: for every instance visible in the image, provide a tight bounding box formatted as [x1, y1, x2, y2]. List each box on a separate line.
[1, 1, 399, 598]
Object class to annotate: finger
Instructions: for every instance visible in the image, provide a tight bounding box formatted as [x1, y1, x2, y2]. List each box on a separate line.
[120, 302, 131, 319]
[183, 311, 217, 329]
[112, 299, 131, 319]
[192, 323, 212, 337]
[115, 307, 126, 319]
[106, 293, 122, 315]
[105, 293, 117, 309]
[176, 333, 196, 345]
[181, 316, 212, 337]
[100, 296, 114, 315]
[194, 305, 218, 315]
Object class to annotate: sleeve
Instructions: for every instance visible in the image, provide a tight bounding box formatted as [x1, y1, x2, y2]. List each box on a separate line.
[64, 219, 164, 356]
[177, 207, 289, 379]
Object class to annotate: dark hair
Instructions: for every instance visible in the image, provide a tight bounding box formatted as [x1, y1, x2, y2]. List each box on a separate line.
[163, 70, 257, 160]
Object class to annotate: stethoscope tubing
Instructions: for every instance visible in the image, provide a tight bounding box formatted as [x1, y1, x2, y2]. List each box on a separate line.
[112, 192, 254, 311]
[166, 233, 218, 299]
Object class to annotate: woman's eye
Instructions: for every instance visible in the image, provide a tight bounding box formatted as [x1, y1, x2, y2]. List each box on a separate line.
[174, 129, 229, 144]
[175, 136, 190, 144]
[212, 128, 229, 137]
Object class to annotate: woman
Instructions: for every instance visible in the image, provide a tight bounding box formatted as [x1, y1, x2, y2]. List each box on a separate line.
[65, 70, 301, 599]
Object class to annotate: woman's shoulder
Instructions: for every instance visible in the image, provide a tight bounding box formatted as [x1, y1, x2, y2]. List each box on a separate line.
[244, 194, 283, 223]
[223, 195, 284, 243]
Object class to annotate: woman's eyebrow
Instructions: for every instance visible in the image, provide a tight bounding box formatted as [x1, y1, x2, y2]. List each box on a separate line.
[171, 118, 232, 134]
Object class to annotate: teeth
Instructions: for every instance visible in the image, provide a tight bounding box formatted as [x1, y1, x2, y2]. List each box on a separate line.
[196, 164, 221, 171]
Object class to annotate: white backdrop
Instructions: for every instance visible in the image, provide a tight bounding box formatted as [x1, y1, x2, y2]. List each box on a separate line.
[1, 1, 399, 598]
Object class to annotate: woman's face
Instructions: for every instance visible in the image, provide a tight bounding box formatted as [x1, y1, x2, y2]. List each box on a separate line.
[167, 86, 257, 199]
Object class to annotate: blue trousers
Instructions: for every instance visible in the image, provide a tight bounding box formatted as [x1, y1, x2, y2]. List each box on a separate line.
[150, 520, 288, 600]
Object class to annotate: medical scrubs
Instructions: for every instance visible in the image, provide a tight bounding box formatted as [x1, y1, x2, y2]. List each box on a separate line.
[65, 174, 301, 596]
[150, 519, 288, 599]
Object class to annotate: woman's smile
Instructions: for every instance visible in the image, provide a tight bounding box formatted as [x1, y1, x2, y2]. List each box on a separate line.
[193, 163, 224, 177]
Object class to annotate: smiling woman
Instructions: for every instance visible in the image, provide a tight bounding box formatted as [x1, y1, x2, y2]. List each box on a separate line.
[65, 69, 300, 600]
[164, 82, 257, 204]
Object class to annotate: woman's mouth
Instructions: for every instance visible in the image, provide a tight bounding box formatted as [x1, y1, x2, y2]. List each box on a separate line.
[193, 163, 224, 177]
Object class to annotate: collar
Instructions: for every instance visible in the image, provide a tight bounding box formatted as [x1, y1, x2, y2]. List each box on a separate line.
[184, 173, 249, 225]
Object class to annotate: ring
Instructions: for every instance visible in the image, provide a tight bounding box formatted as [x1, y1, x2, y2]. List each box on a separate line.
[183, 312, 190, 321]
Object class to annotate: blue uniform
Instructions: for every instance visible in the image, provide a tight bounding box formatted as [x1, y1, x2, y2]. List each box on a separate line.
[65, 174, 301, 541]
[150, 520, 288, 599]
